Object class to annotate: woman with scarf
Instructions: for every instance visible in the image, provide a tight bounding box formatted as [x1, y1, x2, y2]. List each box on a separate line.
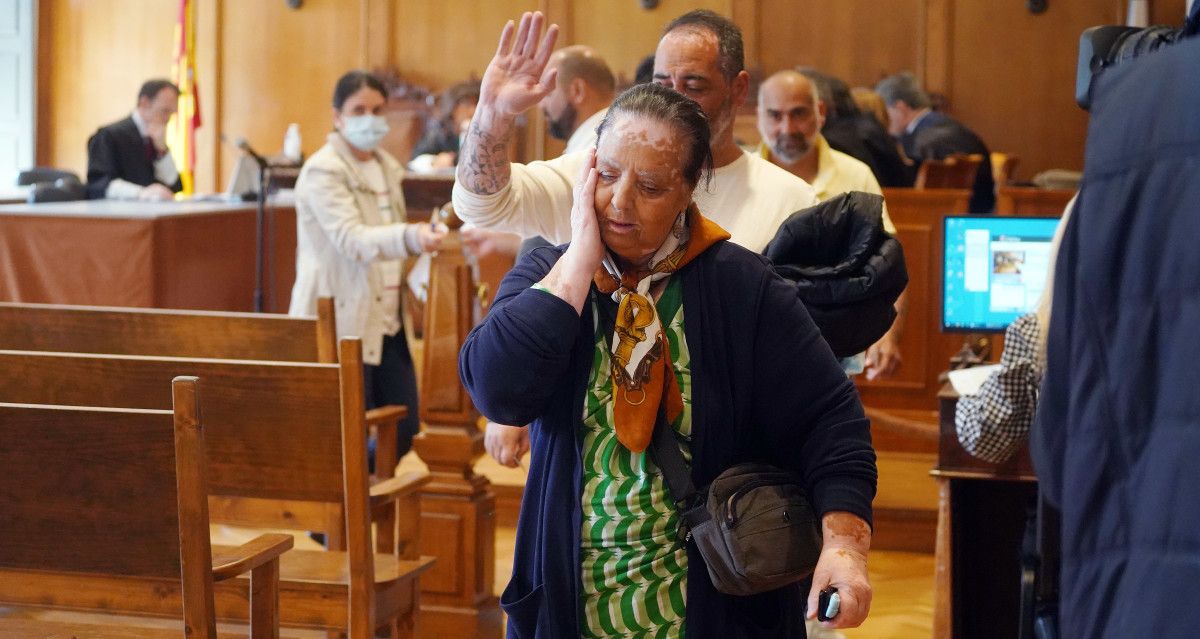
[290, 70, 446, 467]
[460, 80, 877, 638]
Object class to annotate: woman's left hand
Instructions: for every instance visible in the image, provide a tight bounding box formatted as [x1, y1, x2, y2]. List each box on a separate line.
[418, 223, 449, 253]
[806, 512, 873, 629]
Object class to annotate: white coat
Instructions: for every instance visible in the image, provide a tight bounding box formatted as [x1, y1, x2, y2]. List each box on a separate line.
[288, 132, 416, 365]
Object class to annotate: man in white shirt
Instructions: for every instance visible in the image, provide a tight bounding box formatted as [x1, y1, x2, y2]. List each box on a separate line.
[541, 45, 614, 154]
[452, 10, 818, 254]
[757, 69, 906, 379]
[86, 79, 183, 201]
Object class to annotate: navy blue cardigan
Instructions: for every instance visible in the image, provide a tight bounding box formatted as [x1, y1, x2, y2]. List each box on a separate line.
[460, 240, 877, 638]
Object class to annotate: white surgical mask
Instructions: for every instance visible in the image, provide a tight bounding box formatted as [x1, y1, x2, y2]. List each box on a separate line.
[339, 114, 389, 152]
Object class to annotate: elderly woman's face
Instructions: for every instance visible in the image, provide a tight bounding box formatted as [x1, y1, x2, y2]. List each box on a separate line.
[594, 114, 694, 268]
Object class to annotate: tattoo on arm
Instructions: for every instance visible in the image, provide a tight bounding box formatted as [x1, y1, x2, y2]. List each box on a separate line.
[457, 117, 515, 195]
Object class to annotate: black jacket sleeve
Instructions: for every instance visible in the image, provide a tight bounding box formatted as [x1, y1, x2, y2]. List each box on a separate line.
[86, 128, 122, 199]
[748, 268, 878, 526]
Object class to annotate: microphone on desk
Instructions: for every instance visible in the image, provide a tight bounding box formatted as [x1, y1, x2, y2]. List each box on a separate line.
[234, 137, 269, 169]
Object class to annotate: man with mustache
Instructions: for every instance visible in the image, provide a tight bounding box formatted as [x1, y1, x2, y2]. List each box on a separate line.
[757, 69, 906, 380]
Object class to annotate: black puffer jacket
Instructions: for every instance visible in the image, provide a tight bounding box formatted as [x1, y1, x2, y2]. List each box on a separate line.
[763, 191, 907, 358]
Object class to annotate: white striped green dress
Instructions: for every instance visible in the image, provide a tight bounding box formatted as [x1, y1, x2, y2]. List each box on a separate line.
[580, 278, 692, 639]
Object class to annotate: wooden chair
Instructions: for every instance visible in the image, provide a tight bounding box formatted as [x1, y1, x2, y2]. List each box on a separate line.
[914, 153, 984, 190]
[0, 377, 293, 639]
[0, 297, 408, 487]
[0, 340, 432, 639]
[990, 151, 1020, 189]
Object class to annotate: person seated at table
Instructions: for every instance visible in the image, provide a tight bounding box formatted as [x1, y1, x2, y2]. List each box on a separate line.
[86, 79, 184, 201]
[409, 80, 480, 172]
[956, 200, 1072, 463]
[290, 70, 447, 466]
[460, 80, 877, 638]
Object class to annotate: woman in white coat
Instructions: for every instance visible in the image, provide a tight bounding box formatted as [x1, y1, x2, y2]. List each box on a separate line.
[290, 70, 446, 466]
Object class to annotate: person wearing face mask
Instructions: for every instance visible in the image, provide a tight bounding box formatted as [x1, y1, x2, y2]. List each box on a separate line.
[86, 79, 184, 200]
[289, 70, 447, 466]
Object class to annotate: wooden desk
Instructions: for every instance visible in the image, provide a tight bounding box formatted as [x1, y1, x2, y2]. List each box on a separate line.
[933, 384, 1037, 639]
[0, 186, 30, 205]
[995, 187, 1075, 217]
[402, 173, 455, 217]
[0, 199, 296, 312]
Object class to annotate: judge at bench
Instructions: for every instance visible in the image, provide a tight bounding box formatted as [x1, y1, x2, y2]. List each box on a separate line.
[86, 79, 184, 201]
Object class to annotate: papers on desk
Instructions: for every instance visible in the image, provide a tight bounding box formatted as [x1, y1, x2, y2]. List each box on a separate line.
[947, 364, 1001, 396]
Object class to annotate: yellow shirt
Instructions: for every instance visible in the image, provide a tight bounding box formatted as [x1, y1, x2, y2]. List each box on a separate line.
[758, 135, 896, 234]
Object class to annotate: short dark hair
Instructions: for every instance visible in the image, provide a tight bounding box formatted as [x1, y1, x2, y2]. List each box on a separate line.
[634, 54, 656, 85]
[796, 68, 858, 119]
[875, 72, 931, 110]
[439, 80, 481, 123]
[597, 82, 713, 189]
[663, 10, 744, 82]
[138, 79, 179, 103]
[332, 70, 388, 109]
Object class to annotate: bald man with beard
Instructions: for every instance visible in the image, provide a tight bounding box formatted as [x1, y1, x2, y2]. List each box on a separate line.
[540, 45, 615, 153]
[757, 69, 906, 380]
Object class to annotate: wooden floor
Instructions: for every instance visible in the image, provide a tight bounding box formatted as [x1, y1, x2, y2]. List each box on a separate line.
[1, 448, 934, 637]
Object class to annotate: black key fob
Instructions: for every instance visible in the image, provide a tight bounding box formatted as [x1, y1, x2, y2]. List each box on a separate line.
[817, 587, 840, 622]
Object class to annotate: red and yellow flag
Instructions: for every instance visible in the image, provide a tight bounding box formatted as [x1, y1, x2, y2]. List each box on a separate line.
[168, 0, 200, 195]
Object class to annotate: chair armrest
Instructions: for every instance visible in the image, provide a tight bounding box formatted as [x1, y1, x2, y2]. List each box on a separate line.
[369, 471, 431, 510]
[365, 404, 408, 429]
[211, 533, 294, 582]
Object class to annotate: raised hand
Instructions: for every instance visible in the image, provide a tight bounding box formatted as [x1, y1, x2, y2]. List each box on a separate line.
[479, 12, 559, 117]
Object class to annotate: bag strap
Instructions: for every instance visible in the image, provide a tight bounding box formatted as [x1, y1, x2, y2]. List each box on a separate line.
[650, 410, 711, 534]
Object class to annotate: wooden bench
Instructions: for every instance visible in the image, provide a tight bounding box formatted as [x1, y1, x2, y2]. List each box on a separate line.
[0, 377, 292, 639]
[0, 341, 434, 639]
[0, 298, 337, 362]
[0, 297, 409, 517]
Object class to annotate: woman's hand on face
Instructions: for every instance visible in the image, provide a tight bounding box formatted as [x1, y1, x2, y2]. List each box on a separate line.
[563, 147, 605, 275]
[418, 223, 449, 253]
[479, 12, 559, 118]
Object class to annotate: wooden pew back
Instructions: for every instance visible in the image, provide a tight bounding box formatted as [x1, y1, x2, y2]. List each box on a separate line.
[0, 298, 336, 363]
[0, 403, 188, 579]
[0, 351, 346, 505]
[0, 378, 226, 636]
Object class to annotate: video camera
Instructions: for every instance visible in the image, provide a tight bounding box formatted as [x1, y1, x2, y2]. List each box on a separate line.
[1075, 4, 1200, 110]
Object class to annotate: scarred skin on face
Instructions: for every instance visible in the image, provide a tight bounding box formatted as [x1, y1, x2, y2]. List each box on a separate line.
[593, 113, 694, 271]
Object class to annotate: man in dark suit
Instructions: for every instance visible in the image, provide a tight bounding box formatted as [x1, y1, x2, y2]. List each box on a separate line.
[876, 72, 995, 213]
[86, 79, 183, 200]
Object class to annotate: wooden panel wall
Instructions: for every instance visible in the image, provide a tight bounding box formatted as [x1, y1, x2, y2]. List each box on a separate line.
[216, 0, 363, 194]
[36, 0, 175, 184]
[36, 0, 1192, 192]
[755, 0, 923, 87]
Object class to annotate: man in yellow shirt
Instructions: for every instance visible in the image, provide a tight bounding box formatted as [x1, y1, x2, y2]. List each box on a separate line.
[757, 69, 905, 379]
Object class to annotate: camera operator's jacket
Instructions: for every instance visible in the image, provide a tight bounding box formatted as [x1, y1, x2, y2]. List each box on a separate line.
[1032, 22, 1200, 638]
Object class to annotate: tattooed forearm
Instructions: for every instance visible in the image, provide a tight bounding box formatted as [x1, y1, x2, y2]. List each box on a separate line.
[457, 108, 516, 195]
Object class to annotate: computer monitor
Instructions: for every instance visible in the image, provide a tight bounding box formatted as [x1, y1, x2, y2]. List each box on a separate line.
[942, 215, 1061, 332]
[223, 155, 261, 201]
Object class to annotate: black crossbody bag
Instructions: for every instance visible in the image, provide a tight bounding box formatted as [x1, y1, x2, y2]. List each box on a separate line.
[650, 414, 823, 596]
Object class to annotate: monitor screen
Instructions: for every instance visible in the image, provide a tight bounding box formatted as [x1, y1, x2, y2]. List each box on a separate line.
[943, 216, 1061, 332]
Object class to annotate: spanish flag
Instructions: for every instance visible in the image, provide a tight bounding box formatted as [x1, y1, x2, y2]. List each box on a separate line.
[168, 0, 200, 195]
